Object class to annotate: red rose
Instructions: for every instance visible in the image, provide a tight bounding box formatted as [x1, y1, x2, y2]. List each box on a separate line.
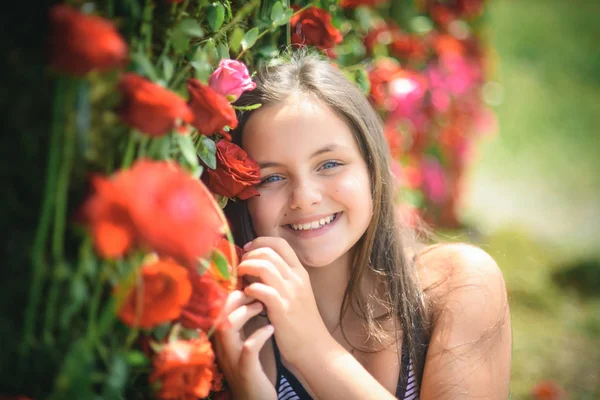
[203, 140, 260, 200]
[81, 160, 224, 266]
[290, 6, 342, 56]
[118, 73, 194, 137]
[187, 78, 238, 136]
[117, 259, 192, 329]
[180, 272, 229, 332]
[150, 335, 215, 399]
[49, 5, 128, 76]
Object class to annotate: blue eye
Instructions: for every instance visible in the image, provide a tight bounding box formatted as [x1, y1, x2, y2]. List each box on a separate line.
[261, 175, 283, 184]
[320, 160, 341, 170]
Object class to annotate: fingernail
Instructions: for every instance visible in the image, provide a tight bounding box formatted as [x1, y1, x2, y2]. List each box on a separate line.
[265, 325, 274, 333]
[243, 242, 251, 250]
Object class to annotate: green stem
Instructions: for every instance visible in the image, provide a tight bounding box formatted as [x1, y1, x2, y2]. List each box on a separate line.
[141, 0, 154, 57]
[122, 131, 137, 168]
[21, 76, 67, 353]
[87, 266, 108, 342]
[52, 81, 78, 262]
[106, 0, 114, 17]
[42, 79, 78, 343]
[124, 265, 143, 349]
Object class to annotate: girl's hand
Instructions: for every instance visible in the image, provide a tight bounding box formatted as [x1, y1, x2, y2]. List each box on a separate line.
[213, 290, 277, 400]
[240, 237, 332, 366]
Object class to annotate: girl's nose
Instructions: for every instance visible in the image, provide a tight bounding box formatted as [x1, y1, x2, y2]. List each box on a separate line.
[289, 178, 322, 210]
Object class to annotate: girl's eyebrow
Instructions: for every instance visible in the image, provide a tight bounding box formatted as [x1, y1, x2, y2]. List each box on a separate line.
[257, 144, 341, 169]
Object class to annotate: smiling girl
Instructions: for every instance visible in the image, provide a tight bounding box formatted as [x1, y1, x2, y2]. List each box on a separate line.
[214, 55, 511, 400]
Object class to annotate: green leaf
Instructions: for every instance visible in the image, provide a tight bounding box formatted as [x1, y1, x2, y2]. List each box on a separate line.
[354, 68, 371, 96]
[131, 52, 159, 81]
[212, 249, 231, 280]
[203, 39, 218, 64]
[217, 42, 230, 60]
[125, 351, 149, 367]
[271, 2, 284, 25]
[271, 2, 293, 27]
[176, 134, 200, 169]
[229, 26, 245, 53]
[217, 194, 228, 209]
[177, 18, 205, 38]
[192, 164, 204, 179]
[208, 2, 225, 31]
[102, 354, 128, 398]
[152, 323, 171, 341]
[282, 8, 294, 24]
[197, 136, 217, 169]
[241, 27, 260, 51]
[161, 57, 174, 82]
[232, 103, 262, 111]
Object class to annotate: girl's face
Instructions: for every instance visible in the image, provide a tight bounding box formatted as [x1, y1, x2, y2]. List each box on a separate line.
[242, 94, 373, 267]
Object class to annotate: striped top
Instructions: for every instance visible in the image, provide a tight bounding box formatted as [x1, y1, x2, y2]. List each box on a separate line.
[274, 337, 420, 400]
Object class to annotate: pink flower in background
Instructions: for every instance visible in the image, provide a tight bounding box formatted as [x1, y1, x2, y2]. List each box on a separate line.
[209, 59, 256, 101]
[421, 157, 448, 205]
[387, 71, 429, 132]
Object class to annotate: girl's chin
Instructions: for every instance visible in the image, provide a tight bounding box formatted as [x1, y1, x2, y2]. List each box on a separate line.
[295, 249, 347, 269]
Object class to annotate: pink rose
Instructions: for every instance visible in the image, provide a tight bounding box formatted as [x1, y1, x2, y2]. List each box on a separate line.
[208, 59, 256, 101]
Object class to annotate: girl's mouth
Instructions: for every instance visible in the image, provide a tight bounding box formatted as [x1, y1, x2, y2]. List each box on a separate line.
[285, 212, 341, 237]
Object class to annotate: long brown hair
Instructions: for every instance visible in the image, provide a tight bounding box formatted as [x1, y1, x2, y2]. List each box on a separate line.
[225, 53, 430, 386]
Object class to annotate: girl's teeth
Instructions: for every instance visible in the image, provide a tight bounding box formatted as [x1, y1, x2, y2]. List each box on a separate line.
[290, 213, 337, 231]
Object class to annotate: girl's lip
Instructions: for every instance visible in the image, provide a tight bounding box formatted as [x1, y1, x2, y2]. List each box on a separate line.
[284, 212, 342, 239]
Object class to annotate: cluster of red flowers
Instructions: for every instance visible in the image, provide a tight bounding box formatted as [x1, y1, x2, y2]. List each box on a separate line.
[49, 4, 264, 398]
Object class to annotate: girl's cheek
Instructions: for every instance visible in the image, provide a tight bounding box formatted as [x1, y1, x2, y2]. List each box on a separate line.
[247, 192, 282, 234]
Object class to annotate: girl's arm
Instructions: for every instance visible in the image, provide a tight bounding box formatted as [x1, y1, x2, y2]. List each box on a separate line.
[240, 238, 511, 400]
[417, 243, 512, 399]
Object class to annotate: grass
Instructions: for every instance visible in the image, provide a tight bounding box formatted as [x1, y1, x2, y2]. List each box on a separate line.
[456, 0, 600, 398]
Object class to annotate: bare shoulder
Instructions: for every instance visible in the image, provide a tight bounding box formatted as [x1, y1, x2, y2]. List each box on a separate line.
[415, 242, 505, 303]
[415, 242, 510, 344]
[415, 243, 512, 398]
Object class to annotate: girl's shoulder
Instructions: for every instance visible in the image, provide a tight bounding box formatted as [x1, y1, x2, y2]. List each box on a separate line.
[414, 243, 507, 321]
[412, 244, 512, 397]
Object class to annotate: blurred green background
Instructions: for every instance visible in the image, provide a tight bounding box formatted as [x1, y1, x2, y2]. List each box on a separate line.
[460, 0, 600, 398]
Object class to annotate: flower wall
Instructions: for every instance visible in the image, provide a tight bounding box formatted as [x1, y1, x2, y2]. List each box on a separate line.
[3, 0, 493, 398]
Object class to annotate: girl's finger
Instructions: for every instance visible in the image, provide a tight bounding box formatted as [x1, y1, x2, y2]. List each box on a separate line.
[242, 246, 294, 279]
[223, 289, 256, 315]
[239, 324, 275, 376]
[243, 282, 284, 315]
[238, 258, 287, 293]
[244, 237, 302, 271]
[226, 301, 264, 332]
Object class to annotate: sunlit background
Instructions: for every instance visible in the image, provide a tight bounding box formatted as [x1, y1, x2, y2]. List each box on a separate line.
[461, 0, 600, 398]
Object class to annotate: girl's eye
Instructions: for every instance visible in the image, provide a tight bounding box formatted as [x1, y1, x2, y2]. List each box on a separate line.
[319, 160, 341, 170]
[261, 175, 284, 184]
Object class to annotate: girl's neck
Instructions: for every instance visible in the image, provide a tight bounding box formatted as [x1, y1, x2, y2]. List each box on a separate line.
[304, 250, 353, 333]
